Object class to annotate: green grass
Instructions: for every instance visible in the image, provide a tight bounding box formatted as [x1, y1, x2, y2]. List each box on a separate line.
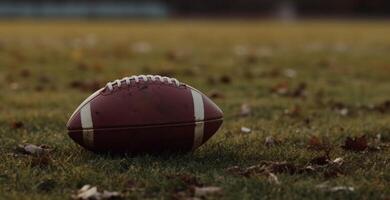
[0, 20, 389, 199]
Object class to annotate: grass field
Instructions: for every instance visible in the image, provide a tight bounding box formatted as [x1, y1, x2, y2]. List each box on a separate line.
[0, 20, 389, 199]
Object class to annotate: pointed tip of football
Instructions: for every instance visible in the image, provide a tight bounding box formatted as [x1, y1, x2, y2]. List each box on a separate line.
[202, 119, 223, 145]
[202, 94, 223, 120]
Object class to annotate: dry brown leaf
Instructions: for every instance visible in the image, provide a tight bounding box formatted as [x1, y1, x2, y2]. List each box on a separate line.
[265, 161, 297, 174]
[284, 105, 301, 118]
[328, 101, 353, 116]
[374, 100, 390, 113]
[307, 135, 332, 152]
[242, 161, 297, 175]
[290, 82, 307, 98]
[220, 75, 232, 84]
[17, 144, 51, 156]
[342, 136, 368, 152]
[11, 121, 24, 129]
[309, 155, 330, 166]
[271, 82, 307, 98]
[226, 164, 281, 184]
[270, 82, 289, 95]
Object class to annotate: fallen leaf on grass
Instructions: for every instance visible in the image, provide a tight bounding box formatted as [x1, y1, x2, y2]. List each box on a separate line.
[329, 186, 355, 192]
[328, 101, 352, 116]
[227, 157, 344, 180]
[240, 161, 297, 176]
[17, 144, 52, 156]
[342, 135, 368, 152]
[194, 186, 223, 198]
[226, 163, 282, 184]
[307, 135, 332, 152]
[316, 183, 354, 192]
[305, 154, 345, 178]
[270, 82, 289, 96]
[270, 82, 307, 98]
[373, 100, 390, 114]
[240, 127, 252, 133]
[16, 144, 53, 167]
[239, 103, 252, 117]
[72, 185, 123, 200]
[332, 157, 344, 166]
[11, 121, 24, 129]
[284, 105, 302, 118]
[309, 155, 330, 166]
[290, 82, 307, 98]
[264, 161, 297, 174]
[219, 75, 232, 84]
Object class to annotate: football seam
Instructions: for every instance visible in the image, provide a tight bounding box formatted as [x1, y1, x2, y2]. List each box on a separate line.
[67, 118, 223, 132]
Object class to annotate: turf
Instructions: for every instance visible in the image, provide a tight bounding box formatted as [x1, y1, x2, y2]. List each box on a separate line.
[0, 20, 389, 199]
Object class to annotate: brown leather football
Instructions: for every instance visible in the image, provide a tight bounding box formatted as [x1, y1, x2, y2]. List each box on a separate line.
[67, 75, 223, 154]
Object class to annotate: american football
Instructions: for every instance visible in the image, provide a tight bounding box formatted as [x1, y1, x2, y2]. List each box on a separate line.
[67, 75, 223, 153]
[2, 2, 390, 199]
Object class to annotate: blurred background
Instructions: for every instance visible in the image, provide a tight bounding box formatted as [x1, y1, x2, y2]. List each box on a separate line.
[0, 0, 390, 19]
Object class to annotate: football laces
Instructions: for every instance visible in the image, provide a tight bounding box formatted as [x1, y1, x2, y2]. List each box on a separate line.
[106, 75, 180, 91]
